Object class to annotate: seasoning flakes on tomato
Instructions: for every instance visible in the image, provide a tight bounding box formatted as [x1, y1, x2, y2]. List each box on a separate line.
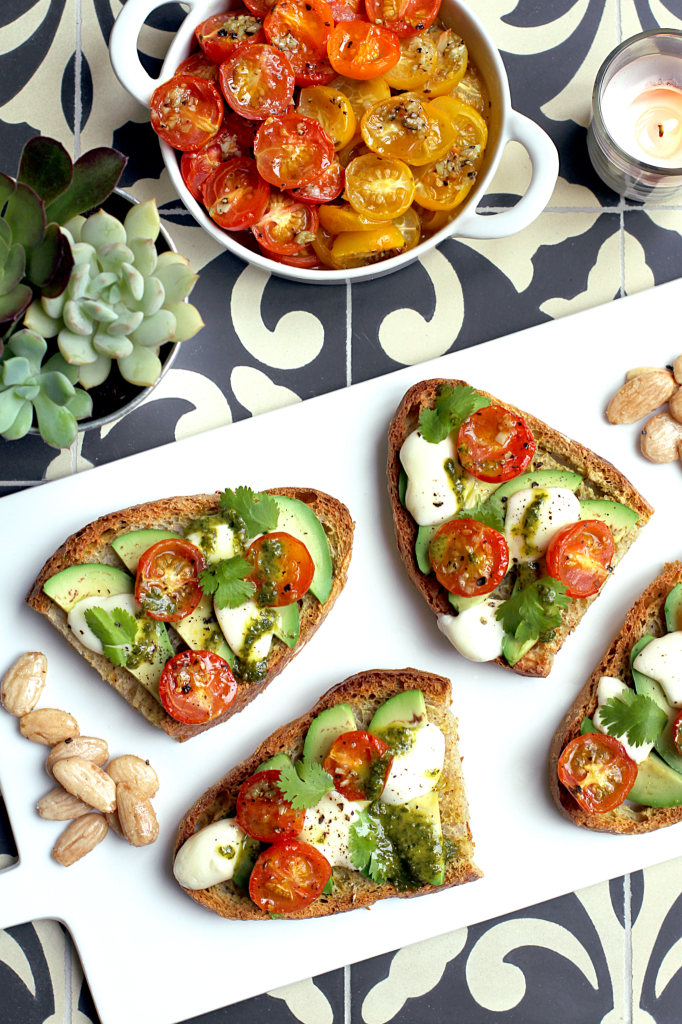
[558, 733, 637, 814]
[246, 532, 315, 604]
[297, 85, 357, 149]
[249, 839, 332, 913]
[203, 156, 271, 230]
[236, 769, 305, 841]
[254, 112, 334, 188]
[287, 160, 345, 204]
[219, 43, 295, 120]
[457, 405, 535, 483]
[323, 731, 393, 800]
[327, 21, 401, 80]
[174, 51, 220, 83]
[150, 75, 224, 151]
[345, 152, 415, 220]
[135, 538, 206, 621]
[180, 121, 256, 202]
[264, 0, 334, 86]
[195, 9, 265, 63]
[365, 0, 440, 37]
[546, 521, 615, 599]
[252, 191, 320, 254]
[429, 518, 509, 598]
[361, 93, 457, 165]
[159, 650, 238, 724]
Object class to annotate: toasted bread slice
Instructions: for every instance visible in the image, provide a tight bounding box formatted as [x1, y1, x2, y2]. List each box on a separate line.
[387, 379, 654, 678]
[173, 667, 482, 919]
[549, 563, 682, 834]
[27, 488, 354, 742]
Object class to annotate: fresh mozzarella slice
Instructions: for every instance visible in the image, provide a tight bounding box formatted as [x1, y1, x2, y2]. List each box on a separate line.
[67, 593, 141, 656]
[593, 676, 654, 763]
[400, 430, 460, 526]
[633, 632, 682, 707]
[173, 819, 246, 890]
[297, 792, 368, 869]
[381, 722, 445, 805]
[186, 522, 236, 564]
[505, 487, 580, 564]
[214, 598, 275, 663]
[437, 600, 505, 663]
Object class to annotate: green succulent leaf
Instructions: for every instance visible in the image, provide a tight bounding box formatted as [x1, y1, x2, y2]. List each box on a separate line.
[166, 302, 204, 342]
[129, 237, 157, 278]
[0, 234, 9, 267]
[18, 138, 73, 206]
[57, 328, 98, 365]
[40, 230, 74, 299]
[62, 214, 86, 242]
[81, 209, 127, 249]
[2, 356, 31, 386]
[23, 300, 60, 339]
[0, 387, 25, 433]
[33, 392, 78, 448]
[45, 148, 127, 225]
[14, 384, 40, 400]
[0, 217, 11, 248]
[0, 283, 32, 324]
[42, 351, 79, 384]
[0, 173, 16, 210]
[0, 245, 26, 297]
[3, 181, 45, 251]
[27, 223, 73, 290]
[124, 199, 160, 245]
[155, 263, 198, 304]
[66, 387, 93, 420]
[78, 354, 111, 390]
[39, 370, 76, 406]
[7, 329, 47, 368]
[117, 344, 161, 386]
[1, 398, 32, 439]
[129, 309, 175, 348]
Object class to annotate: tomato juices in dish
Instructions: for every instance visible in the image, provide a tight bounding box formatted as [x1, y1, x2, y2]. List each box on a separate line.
[149, 0, 491, 270]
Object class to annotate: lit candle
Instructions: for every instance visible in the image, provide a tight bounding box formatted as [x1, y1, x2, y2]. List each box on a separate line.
[630, 89, 682, 164]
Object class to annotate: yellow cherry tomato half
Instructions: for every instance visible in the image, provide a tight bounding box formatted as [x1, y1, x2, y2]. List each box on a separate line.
[412, 97, 487, 210]
[361, 93, 457, 165]
[331, 224, 405, 259]
[319, 202, 378, 232]
[419, 206, 452, 236]
[296, 86, 357, 150]
[391, 205, 421, 250]
[311, 224, 344, 268]
[450, 61, 488, 115]
[382, 33, 438, 90]
[422, 26, 468, 98]
[428, 95, 488, 155]
[345, 152, 415, 220]
[337, 132, 370, 167]
[329, 75, 391, 121]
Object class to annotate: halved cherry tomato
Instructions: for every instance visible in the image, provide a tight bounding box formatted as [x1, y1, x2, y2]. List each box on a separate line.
[258, 242, 322, 267]
[311, 224, 344, 268]
[246, 531, 315, 603]
[180, 121, 256, 202]
[174, 51, 220, 83]
[135, 538, 206, 621]
[297, 86, 357, 149]
[319, 201, 376, 232]
[365, 0, 440, 37]
[249, 839, 331, 913]
[323, 730, 393, 800]
[331, 223, 404, 260]
[429, 518, 509, 597]
[158, 650, 237, 724]
[361, 93, 456, 165]
[287, 160, 345, 203]
[254, 112, 334, 187]
[345, 152, 415, 220]
[195, 10, 265, 64]
[327, 21, 401, 80]
[252, 191, 319, 253]
[545, 521, 615, 600]
[674, 709, 682, 755]
[558, 733, 637, 814]
[451, 62, 488, 114]
[236, 770, 305, 841]
[392, 205, 421, 250]
[328, 0, 367, 21]
[203, 157, 271, 230]
[243, 0, 277, 18]
[264, 0, 334, 86]
[422, 25, 467, 97]
[382, 33, 438, 90]
[219, 43, 295, 120]
[457, 405, 535, 483]
[337, 132, 370, 167]
[150, 75, 223, 151]
[329, 75, 390, 120]
[418, 206, 451, 236]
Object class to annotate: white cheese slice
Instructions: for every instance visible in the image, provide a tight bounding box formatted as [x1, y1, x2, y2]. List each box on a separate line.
[437, 599, 506, 663]
[214, 598, 275, 663]
[67, 593, 141, 656]
[593, 676, 654, 763]
[400, 429, 459, 526]
[381, 721, 445, 805]
[633, 633, 682, 708]
[173, 819, 246, 890]
[297, 792, 367, 869]
[186, 522, 236, 565]
[505, 487, 580, 564]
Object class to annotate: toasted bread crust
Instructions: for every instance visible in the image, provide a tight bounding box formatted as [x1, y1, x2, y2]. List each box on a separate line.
[387, 379, 654, 678]
[27, 488, 354, 742]
[549, 563, 682, 835]
[173, 667, 482, 919]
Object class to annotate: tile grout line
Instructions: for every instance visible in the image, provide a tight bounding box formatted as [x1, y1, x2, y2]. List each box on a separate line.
[619, 198, 626, 298]
[74, 0, 82, 160]
[624, 873, 633, 1023]
[344, 964, 351, 1024]
[346, 280, 352, 387]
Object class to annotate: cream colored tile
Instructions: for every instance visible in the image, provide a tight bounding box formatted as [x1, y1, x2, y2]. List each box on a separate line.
[632, 858, 682, 1015]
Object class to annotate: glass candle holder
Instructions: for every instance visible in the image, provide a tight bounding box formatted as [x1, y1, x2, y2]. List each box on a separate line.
[588, 29, 682, 202]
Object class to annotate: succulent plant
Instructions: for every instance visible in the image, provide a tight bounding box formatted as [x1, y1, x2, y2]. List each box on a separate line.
[23, 199, 204, 388]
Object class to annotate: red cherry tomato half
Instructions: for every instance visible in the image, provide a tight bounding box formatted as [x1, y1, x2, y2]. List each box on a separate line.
[323, 730, 393, 800]
[264, 0, 334, 85]
[150, 74, 224, 151]
[558, 733, 637, 814]
[429, 518, 509, 598]
[219, 43, 295, 120]
[236, 769, 305, 841]
[545, 520, 615, 599]
[243, 0, 278, 19]
[457, 404, 535, 483]
[202, 157, 271, 230]
[174, 51, 220, 83]
[327, 21, 400, 80]
[245, 531, 315, 603]
[180, 122, 255, 202]
[249, 839, 332, 914]
[674, 710, 682, 755]
[158, 650, 237, 724]
[254, 112, 334, 187]
[364, 0, 440, 37]
[135, 538, 206, 621]
[287, 160, 344, 203]
[328, 0, 368, 22]
[257, 242, 321, 267]
[195, 9, 265, 64]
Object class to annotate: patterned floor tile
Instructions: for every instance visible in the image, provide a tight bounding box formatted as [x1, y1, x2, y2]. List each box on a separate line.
[633, 859, 682, 1024]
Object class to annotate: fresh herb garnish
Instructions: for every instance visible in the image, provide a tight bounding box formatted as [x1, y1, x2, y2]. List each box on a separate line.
[418, 384, 490, 445]
[348, 808, 396, 883]
[455, 498, 504, 533]
[83, 606, 138, 667]
[276, 759, 334, 810]
[219, 486, 279, 536]
[199, 555, 255, 609]
[322, 878, 333, 895]
[599, 690, 668, 748]
[496, 578, 571, 647]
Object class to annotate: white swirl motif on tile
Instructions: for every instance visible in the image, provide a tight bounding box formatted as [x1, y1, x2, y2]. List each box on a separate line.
[0, 930, 35, 997]
[231, 366, 301, 415]
[98, 369, 232, 441]
[476, 0, 590, 55]
[268, 977, 334, 1024]
[575, 882, 627, 1023]
[466, 918, 598, 1011]
[632, 860, 682, 1021]
[34, 920, 92, 1024]
[231, 265, 325, 369]
[45, 434, 94, 480]
[361, 929, 468, 1024]
[378, 249, 463, 364]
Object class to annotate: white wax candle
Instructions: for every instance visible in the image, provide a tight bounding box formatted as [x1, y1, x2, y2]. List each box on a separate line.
[601, 55, 682, 167]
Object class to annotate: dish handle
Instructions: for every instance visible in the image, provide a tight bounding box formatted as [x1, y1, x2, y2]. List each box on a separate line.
[451, 110, 558, 240]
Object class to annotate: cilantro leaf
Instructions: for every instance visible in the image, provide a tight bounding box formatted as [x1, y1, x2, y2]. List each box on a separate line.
[456, 498, 504, 533]
[83, 606, 138, 667]
[199, 556, 255, 609]
[219, 486, 279, 535]
[276, 759, 334, 810]
[348, 808, 398, 883]
[599, 689, 668, 747]
[496, 578, 571, 646]
[418, 384, 490, 445]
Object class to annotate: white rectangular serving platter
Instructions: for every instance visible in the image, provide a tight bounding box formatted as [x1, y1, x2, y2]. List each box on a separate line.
[1, 279, 682, 1024]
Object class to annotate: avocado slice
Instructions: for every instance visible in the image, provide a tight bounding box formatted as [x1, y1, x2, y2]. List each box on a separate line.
[232, 834, 261, 891]
[482, 469, 583, 525]
[630, 635, 682, 775]
[630, 750, 682, 807]
[415, 524, 438, 575]
[111, 529, 180, 573]
[273, 602, 300, 649]
[581, 716, 599, 735]
[578, 499, 638, 543]
[255, 752, 292, 773]
[127, 616, 174, 703]
[501, 633, 535, 667]
[398, 469, 407, 508]
[448, 591, 487, 614]
[375, 790, 445, 885]
[274, 495, 333, 604]
[665, 583, 682, 632]
[369, 690, 427, 736]
[303, 704, 356, 763]
[43, 563, 133, 613]
[173, 593, 234, 667]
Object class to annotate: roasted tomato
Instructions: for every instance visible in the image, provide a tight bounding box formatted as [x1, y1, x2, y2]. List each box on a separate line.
[180, 120, 256, 202]
[236, 770, 306, 841]
[337, 132, 371, 167]
[254, 112, 334, 187]
[345, 152, 415, 220]
[422, 25, 467, 97]
[219, 43, 295, 120]
[411, 97, 487, 210]
[674, 709, 682, 755]
[203, 157, 271, 230]
[243, 0, 278, 18]
[429, 518, 509, 597]
[364, 0, 440, 37]
[361, 93, 457, 165]
[158, 650, 237, 724]
[252, 191, 319, 253]
[382, 33, 438, 90]
[329, 75, 390, 120]
[174, 51, 220, 83]
[457, 404, 535, 483]
[327, 21, 401, 80]
[328, 0, 367, 21]
[150, 75, 223, 151]
[323, 730, 393, 800]
[249, 839, 332, 913]
[257, 242, 321, 267]
[392, 205, 421, 250]
[558, 733, 637, 814]
[195, 9, 265, 63]
[287, 160, 345, 203]
[451, 62, 488, 114]
[296, 86, 357, 149]
[264, 0, 334, 85]
[331, 224, 405, 261]
[246, 531, 315, 603]
[135, 538, 206, 621]
[545, 521, 615, 599]
[318, 201, 376, 232]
